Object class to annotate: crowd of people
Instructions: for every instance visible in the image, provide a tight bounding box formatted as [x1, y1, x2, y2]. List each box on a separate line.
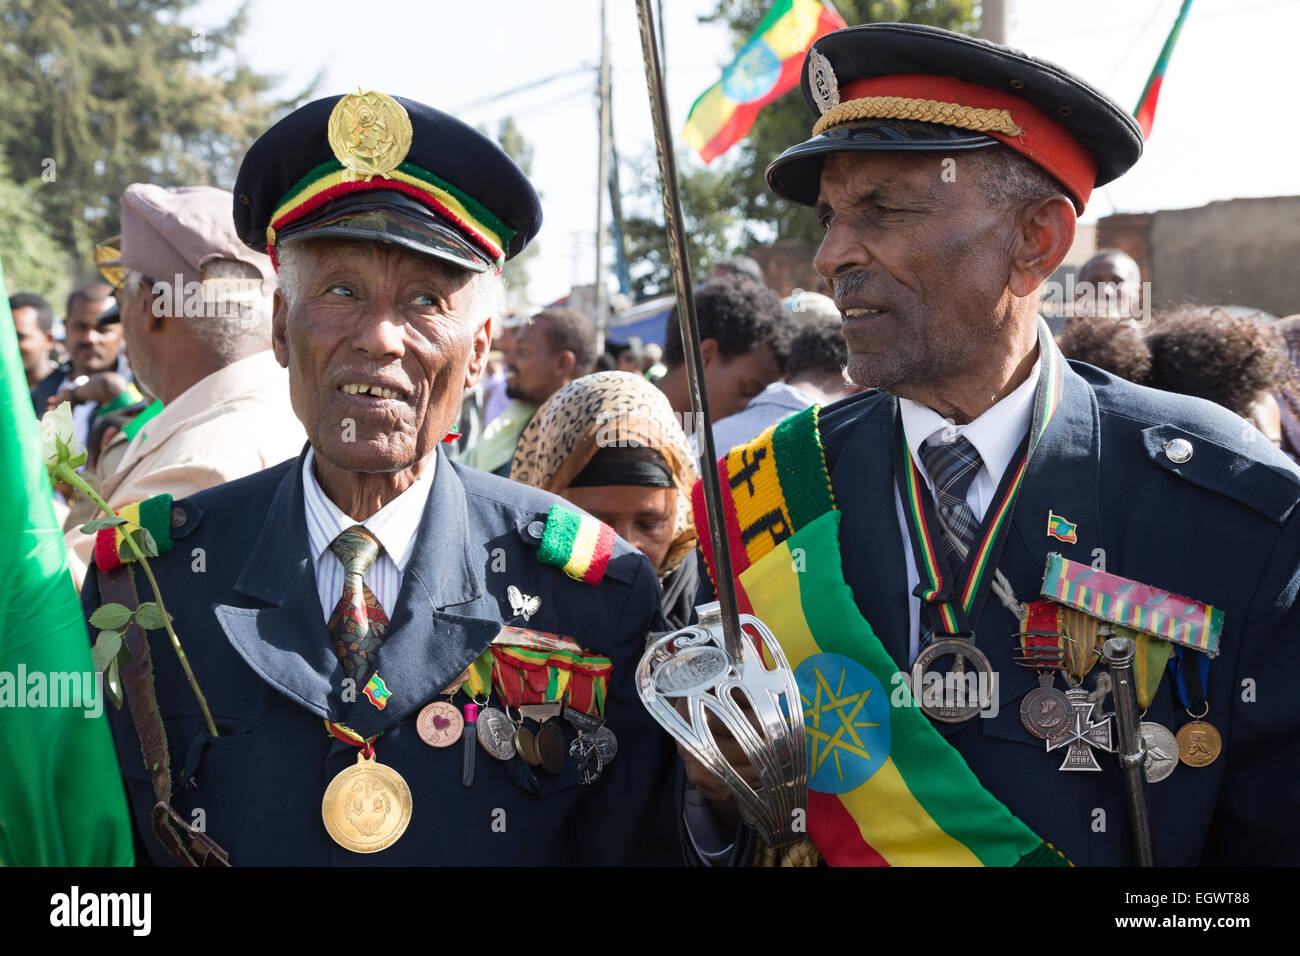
[7, 22, 1299, 869]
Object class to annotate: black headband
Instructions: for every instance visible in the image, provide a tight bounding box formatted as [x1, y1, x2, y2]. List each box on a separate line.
[569, 446, 674, 489]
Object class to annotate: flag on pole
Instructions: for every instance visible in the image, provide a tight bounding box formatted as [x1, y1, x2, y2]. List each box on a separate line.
[1134, 0, 1195, 138]
[683, 0, 846, 163]
[0, 261, 134, 866]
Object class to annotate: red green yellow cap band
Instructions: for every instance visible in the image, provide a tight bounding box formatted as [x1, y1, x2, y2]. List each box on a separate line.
[267, 159, 514, 270]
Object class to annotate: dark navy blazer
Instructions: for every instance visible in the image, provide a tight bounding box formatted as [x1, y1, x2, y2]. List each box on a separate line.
[690, 357, 1300, 866]
[83, 444, 681, 865]
[816, 359, 1300, 865]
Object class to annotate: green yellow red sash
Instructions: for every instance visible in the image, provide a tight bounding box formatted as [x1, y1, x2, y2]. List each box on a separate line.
[694, 406, 1068, 867]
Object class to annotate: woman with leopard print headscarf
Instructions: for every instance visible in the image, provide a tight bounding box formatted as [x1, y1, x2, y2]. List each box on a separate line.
[510, 371, 700, 630]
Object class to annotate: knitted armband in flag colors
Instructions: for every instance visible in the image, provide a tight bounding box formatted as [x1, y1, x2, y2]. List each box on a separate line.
[691, 404, 836, 593]
[93, 494, 175, 572]
[535, 503, 615, 586]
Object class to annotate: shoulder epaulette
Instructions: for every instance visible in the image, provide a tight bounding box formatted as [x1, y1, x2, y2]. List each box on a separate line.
[535, 503, 615, 586]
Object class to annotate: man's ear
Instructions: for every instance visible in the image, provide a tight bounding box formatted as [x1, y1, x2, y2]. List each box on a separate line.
[464, 314, 493, 388]
[700, 337, 719, 367]
[140, 275, 166, 332]
[556, 348, 577, 378]
[1008, 195, 1076, 298]
[271, 290, 290, 368]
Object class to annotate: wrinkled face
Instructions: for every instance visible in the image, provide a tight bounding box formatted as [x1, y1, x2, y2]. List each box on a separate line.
[11, 307, 53, 379]
[117, 277, 161, 399]
[561, 484, 677, 571]
[813, 151, 1016, 394]
[704, 343, 781, 421]
[507, 317, 568, 404]
[65, 293, 122, 375]
[273, 239, 490, 475]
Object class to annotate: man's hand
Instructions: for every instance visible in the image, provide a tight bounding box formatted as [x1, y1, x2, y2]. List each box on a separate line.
[67, 372, 132, 407]
[674, 697, 760, 831]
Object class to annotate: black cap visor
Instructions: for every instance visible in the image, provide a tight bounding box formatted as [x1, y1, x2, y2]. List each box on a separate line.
[276, 191, 492, 273]
[766, 119, 998, 206]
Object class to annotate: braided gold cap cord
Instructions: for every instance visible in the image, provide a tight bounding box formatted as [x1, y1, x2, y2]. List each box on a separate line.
[812, 96, 1022, 138]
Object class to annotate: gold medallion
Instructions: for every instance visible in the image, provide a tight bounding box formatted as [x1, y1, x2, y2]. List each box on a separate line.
[322, 750, 413, 853]
[327, 90, 413, 180]
[1176, 719, 1222, 767]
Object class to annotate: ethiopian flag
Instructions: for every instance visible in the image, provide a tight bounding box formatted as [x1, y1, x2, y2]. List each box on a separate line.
[0, 261, 134, 866]
[1134, 0, 1194, 138]
[683, 0, 845, 163]
[694, 407, 1068, 866]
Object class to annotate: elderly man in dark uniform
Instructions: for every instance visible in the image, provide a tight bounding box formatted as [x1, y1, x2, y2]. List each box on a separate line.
[683, 24, 1300, 866]
[82, 91, 678, 865]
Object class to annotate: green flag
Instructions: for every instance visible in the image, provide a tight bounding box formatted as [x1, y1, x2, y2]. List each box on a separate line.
[0, 261, 134, 866]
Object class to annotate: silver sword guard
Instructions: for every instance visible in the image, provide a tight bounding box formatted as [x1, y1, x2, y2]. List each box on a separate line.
[636, 602, 807, 848]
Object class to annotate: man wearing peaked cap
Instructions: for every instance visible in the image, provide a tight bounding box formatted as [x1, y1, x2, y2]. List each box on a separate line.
[684, 24, 1300, 866]
[83, 91, 680, 865]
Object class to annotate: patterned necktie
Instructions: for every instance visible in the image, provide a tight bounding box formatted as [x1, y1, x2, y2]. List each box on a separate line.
[327, 525, 389, 684]
[918, 433, 984, 562]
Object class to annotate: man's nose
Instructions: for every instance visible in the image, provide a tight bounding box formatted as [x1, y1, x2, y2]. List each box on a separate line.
[814, 218, 870, 284]
[351, 300, 406, 360]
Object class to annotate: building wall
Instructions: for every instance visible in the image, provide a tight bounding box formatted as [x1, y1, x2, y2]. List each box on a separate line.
[1098, 197, 1300, 319]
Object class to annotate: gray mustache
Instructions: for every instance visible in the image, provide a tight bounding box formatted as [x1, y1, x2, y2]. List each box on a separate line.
[831, 271, 872, 298]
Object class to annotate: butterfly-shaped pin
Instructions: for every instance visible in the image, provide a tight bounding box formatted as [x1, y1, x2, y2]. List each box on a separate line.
[508, 585, 541, 622]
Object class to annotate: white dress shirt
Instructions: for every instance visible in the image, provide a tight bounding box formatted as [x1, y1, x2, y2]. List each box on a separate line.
[893, 353, 1042, 661]
[302, 446, 436, 622]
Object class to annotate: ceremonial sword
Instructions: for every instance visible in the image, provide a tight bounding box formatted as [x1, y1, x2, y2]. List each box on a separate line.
[631, 0, 807, 849]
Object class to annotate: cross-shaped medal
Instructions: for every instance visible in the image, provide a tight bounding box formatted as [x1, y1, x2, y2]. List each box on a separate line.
[1045, 687, 1114, 771]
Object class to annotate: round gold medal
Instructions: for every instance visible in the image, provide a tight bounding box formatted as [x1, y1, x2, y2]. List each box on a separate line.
[322, 751, 413, 853]
[1175, 719, 1222, 767]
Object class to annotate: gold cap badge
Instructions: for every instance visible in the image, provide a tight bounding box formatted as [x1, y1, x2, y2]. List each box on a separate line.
[327, 90, 413, 181]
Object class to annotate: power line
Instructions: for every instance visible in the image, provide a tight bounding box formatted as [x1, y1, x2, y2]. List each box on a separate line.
[452, 64, 597, 113]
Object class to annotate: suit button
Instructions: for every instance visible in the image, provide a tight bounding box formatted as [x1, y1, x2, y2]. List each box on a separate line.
[170, 506, 187, 528]
[527, 520, 545, 540]
[1164, 438, 1193, 463]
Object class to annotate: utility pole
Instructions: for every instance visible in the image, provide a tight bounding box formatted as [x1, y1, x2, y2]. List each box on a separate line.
[978, 0, 1008, 44]
[594, 0, 612, 352]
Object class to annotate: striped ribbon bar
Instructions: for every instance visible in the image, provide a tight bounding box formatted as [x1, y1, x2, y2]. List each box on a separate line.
[1041, 553, 1222, 657]
[694, 406, 1068, 867]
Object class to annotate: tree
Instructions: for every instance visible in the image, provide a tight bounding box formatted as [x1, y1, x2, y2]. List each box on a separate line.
[0, 149, 72, 304]
[622, 148, 742, 300]
[689, 0, 979, 248]
[491, 117, 539, 303]
[0, 0, 314, 287]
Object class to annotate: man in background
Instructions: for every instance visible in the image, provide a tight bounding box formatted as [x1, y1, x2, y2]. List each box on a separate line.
[64, 183, 305, 587]
[711, 291, 858, 454]
[463, 305, 596, 476]
[9, 292, 56, 393]
[655, 274, 787, 432]
[1074, 248, 1142, 320]
[31, 283, 131, 451]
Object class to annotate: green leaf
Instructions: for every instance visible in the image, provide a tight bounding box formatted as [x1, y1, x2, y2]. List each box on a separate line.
[91, 630, 123, 672]
[89, 603, 133, 631]
[80, 516, 127, 533]
[117, 526, 158, 561]
[106, 657, 123, 710]
[133, 602, 171, 631]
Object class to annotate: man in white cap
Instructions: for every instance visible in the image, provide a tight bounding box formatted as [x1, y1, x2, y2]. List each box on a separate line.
[64, 184, 305, 587]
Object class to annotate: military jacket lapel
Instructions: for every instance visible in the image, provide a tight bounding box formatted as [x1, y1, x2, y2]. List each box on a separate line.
[213, 446, 340, 719]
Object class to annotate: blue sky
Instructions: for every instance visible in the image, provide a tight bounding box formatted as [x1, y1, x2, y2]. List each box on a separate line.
[192, 0, 1300, 305]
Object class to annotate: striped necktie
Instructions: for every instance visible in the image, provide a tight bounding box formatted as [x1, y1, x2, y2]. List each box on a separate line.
[327, 525, 389, 684]
[918, 434, 983, 561]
